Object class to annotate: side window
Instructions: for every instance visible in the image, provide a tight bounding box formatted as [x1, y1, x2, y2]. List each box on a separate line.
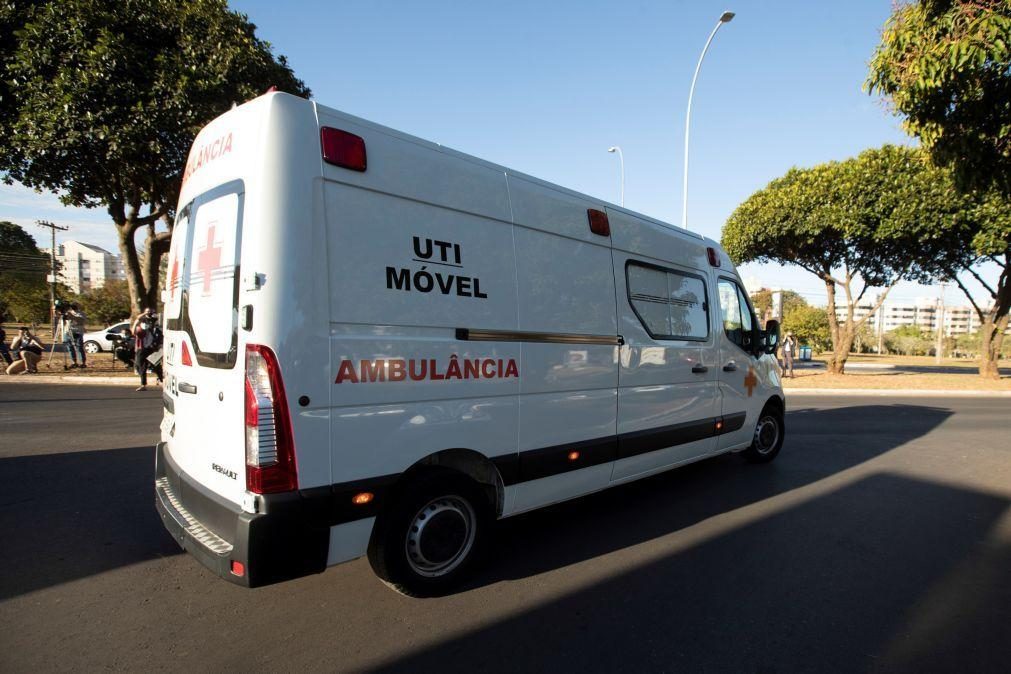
[718, 278, 754, 351]
[627, 262, 708, 340]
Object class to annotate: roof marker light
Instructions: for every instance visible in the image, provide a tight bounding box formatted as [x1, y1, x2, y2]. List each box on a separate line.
[587, 209, 610, 237]
[707, 247, 721, 267]
[321, 127, 367, 172]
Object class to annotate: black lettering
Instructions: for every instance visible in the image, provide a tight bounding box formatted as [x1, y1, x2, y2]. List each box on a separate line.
[436, 273, 454, 294]
[456, 276, 472, 296]
[414, 267, 434, 292]
[412, 237, 433, 259]
[453, 243, 461, 264]
[386, 266, 410, 291]
[434, 240, 453, 262]
[473, 277, 488, 299]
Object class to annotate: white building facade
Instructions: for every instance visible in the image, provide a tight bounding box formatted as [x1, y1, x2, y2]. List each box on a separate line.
[42, 240, 126, 294]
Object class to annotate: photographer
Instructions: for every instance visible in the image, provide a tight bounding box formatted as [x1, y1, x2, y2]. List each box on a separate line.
[131, 307, 163, 391]
[55, 300, 88, 369]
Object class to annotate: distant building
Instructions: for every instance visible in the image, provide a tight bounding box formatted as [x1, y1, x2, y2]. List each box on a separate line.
[837, 296, 983, 337]
[41, 241, 126, 294]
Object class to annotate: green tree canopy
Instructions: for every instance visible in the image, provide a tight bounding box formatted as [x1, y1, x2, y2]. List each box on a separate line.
[867, 0, 1011, 195]
[782, 304, 832, 353]
[76, 279, 132, 326]
[722, 145, 974, 373]
[0, 220, 50, 322]
[868, 0, 1011, 378]
[0, 0, 310, 315]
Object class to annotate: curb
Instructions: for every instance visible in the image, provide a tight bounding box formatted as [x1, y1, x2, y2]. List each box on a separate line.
[0, 374, 140, 386]
[785, 388, 1011, 397]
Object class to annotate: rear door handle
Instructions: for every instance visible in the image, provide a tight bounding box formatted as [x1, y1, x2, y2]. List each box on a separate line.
[691, 365, 709, 374]
[178, 382, 197, 394]
[723, 363, 738, 372]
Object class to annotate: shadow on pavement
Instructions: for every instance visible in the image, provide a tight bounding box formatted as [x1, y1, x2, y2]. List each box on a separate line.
[0, 403, 955, 608]
[377, 472, 1011, 673]
[474, 403, 954, 587]
[0, 446, 181, 600]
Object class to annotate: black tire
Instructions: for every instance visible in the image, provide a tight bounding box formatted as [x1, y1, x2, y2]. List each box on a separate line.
[368, 469, 491, 597]
[742, 403, 784, 463]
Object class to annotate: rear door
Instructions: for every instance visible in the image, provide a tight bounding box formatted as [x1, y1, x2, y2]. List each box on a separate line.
[162, 181, 247, 504]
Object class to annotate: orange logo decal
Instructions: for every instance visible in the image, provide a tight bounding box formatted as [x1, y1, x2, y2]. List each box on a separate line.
[744, 367, 758, 397]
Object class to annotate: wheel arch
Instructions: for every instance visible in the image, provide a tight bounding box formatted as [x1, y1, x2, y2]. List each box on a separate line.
[402, 448, 506, 517]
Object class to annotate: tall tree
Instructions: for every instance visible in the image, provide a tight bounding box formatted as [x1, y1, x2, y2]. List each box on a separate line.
[868, 0, 1011, 379]
[723, 146, 971, 374]
[0, 220, 50, 322]
[0, 0, 310, 316]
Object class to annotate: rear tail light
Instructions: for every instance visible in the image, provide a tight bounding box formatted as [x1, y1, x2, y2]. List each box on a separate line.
[321, 127, 367, 172]
[244, 345, 298, 494]
[587, 208, 610, 237]
[180, 340, 193, 367]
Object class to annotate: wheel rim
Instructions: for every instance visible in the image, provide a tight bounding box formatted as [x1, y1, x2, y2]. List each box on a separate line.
[405, 495, 476, 578]
[754, 416, 780, 455]
[85, 342, 99, 354]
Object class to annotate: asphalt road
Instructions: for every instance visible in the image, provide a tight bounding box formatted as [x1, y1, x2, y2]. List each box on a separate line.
[1, 383, 1009, 673]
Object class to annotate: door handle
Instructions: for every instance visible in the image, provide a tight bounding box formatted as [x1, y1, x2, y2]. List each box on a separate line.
[691, 365, 708, 374]
[178, 381, 197, 394]
[723, 363, 738, 372]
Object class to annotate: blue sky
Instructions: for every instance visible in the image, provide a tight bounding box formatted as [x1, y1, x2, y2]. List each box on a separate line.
[0, 0, 996, 306]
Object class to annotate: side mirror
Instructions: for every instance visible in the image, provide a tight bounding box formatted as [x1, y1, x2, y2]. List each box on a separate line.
[762, 319, 781, 355]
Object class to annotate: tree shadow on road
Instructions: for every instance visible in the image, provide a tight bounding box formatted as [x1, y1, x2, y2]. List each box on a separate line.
[0, 446, 180, 600]
[377, 471, 1011, 673]
[472, 403, 955, 588]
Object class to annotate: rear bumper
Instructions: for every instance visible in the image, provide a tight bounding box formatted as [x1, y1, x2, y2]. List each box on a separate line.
[154, 442, 330, 587]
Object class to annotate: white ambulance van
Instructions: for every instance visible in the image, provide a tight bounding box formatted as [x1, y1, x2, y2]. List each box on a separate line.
[155, 92, 784, 596]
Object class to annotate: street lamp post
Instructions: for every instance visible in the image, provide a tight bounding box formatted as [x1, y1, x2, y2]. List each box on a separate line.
[681, 10, 734, 230]
[608, 146, 625, 207]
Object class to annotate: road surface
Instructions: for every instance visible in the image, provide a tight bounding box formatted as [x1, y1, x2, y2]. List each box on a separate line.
[1, 383, 1009, 672]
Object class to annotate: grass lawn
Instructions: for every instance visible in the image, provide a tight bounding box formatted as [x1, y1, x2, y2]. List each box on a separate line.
[782, 368, 1011, 391]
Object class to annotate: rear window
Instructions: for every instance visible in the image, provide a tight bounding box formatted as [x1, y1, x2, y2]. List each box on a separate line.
[626, 262, 709, 341]
[165, 180, 244, 368]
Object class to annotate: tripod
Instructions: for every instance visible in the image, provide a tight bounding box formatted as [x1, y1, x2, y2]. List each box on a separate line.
[45, 314, 69, 370]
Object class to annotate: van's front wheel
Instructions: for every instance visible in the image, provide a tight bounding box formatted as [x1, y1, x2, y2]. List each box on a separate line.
[743, 405, 784, 463]
[368, 469, 490, 597]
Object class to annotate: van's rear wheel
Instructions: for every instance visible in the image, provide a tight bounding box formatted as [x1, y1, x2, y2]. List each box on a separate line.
[368, 469, 490, 597]
[743, 404, 784, 463]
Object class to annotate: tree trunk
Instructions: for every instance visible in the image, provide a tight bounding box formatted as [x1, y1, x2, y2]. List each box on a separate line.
[116, 223, 147, 318]
[141, 226, 171, 313]
[978, 313, 1008, 380]
[822, 278, 847, 374]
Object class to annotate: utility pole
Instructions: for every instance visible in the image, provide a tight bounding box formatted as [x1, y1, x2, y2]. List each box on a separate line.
[935, 283, 946, 364]
[35, 220, 68, 335]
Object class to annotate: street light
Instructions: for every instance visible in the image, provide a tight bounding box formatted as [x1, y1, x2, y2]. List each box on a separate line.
[607, 146, 625, 207]
[681, 10, 734, 230]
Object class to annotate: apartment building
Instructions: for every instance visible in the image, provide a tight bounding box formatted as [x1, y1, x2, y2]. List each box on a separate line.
[837, 296, 981, 336]
[41, 240, 126, 294]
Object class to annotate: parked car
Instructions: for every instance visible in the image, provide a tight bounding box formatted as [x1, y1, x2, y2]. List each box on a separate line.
[82, 321, 130, 353]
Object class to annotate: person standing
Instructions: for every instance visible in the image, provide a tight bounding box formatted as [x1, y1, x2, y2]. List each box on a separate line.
[64, 303, 88, 368]
[131, 307, 160, 391]
[781, 330, 797, 378]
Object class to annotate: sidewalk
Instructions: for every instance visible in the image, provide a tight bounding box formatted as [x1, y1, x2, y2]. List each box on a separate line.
[0, 373, 141, 386]
[787, 388, 1011, 397]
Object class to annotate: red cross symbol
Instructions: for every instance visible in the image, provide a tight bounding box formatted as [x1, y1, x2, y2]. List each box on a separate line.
[196, 225, 222, 295]
[744, 367, 758, 397]
[169, 258, 179, 295]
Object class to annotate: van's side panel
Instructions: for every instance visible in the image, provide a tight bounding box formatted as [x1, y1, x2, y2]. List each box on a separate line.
[319, 112, 520, 488]
[608, 210, 720, 482]
[503, 178, 619, 515]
